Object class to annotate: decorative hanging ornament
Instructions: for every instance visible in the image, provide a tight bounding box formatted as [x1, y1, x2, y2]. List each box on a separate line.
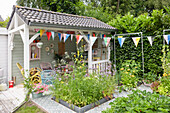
[46, 32, 52, 40]
[36, 42, 43, 48]
[132, 37, 141, 47]
[118, 36, 125, 47]
[71, 34, 73, 41]
[40, 29, 45, 37]
[163, 35, 170, 44]
[91, 37, 97, 46]
[58, 33, 62, 41]
[63, 34, 70, 42]
[51, 31, 55, 40]
[147, 36, 154, 46]
[76, 35, 83, 44]
[104, 37, 111, 47]
[34, 29, 40, 32]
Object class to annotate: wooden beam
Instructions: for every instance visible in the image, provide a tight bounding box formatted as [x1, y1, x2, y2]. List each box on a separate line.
[29, 33, 40, 44]
[14, 13, 18, 28]
[79, 31, 90, 44]
[8, 24, 25, 34]
[19, 30, 25, 43]
[108, 43, 110, 60]
[24, 25, 30, 78]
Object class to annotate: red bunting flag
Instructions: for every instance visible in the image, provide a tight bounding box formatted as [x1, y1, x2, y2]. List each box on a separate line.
[46, 32, 52, 40]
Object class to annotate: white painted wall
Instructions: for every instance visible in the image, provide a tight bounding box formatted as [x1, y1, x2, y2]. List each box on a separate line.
[0, 27, 8, 83]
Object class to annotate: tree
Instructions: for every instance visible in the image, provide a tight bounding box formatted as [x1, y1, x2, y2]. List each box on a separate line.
[16, 0, 80, 14]
[0, 17, 10, 28]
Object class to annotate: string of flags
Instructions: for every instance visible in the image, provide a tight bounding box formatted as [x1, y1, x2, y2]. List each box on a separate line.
[117, 35, 170, 47]
[34, 29, 109, 45]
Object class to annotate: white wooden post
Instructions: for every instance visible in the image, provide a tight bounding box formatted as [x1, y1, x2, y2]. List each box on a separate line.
[108, 43, 110, 60]
[8, 33, 14, 81]
[24, 25, 30, 77]
[88, 33, 92, 73]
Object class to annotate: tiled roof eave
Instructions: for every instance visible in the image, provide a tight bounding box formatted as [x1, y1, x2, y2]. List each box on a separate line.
[29, 22, 117, 32]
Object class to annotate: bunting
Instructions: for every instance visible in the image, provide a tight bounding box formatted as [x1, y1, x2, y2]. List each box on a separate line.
[102, 34, 106, 40]
[58, 33, 62, 41]
[63, 34, 70, 42]
[51, 31, 55, 40]
[147, 36, 154, 46]
[163, 35, 170, 44]
[40, 29, 45, 37]
[132, 37, 141, 47]
[46, 32, 52, 40]
[104, 37, 111, 47]
[76, 35, 83, 44]
[118, 36, 125, 47]
[93, 33, 95, 37]
[87, 34, 90, 40]
[34, 29, 40, 32]
[91, 37, 98, 46]
[71, 34, 73, 41]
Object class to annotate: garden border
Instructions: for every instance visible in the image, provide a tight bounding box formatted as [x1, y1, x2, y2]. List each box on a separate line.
[52, 95, 114, 113]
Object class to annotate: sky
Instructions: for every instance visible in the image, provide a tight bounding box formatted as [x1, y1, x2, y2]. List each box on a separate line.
[0, 0, 17, 20]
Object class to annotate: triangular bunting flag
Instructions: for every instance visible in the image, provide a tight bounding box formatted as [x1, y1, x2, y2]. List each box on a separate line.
[76, 35, 83, 44]
[104, 38, 111, 47]
[58, 33, 62, 41]
[34, 29, 40, 32]
[91, 37, 97, 46]
[51, 31, 55, 40]
[93, 33, 95, 37]
[40, 29, 45, 37]
[132, 37, 141, 47]
[147, 36, 154, 46]
[118, 37, 125, 47]
[46, 32, 52, 40]
[87, 34, 90, 40]
[71, 34, 73, 41]
[163, 35, 170, 44]
[63, 34, 70, 42]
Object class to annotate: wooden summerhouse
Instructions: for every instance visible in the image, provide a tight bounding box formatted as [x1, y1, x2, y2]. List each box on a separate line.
[7, 5, 117, 84]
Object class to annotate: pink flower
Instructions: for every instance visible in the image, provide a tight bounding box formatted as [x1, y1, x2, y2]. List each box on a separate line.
[35, 91, 40, 94]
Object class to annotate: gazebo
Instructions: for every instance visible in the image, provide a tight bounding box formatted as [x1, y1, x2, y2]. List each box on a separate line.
[7, 5, 117, 84]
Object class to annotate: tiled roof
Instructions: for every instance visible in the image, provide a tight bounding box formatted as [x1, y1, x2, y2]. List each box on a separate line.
[7, 5, 116, 32]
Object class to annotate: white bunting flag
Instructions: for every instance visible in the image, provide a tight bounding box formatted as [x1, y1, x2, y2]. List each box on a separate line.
[71, 34, 73, 41]
[132, 37, 141, 47]
[104, 37, 111, 47]
[51, 31, 55, 40]
[91, 37, 98, 46]
[163, 35, 170, 44]
[147, 36, 154, 46]
[63, 34, 70, 42]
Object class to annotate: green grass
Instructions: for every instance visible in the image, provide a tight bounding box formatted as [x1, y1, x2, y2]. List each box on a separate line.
[15, 101, 46, 113]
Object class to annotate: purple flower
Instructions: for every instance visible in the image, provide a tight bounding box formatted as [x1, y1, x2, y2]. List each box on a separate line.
[84, 74, 88, 77]
[58, 78, 61, 81]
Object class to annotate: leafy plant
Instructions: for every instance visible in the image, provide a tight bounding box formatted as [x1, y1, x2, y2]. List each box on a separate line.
[143, 72, 158, 84]
[102, 90, 170, 113]
[158, 76, 170, 96]
[119, 60, 140, 91]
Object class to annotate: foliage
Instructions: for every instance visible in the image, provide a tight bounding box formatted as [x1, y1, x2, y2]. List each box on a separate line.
[51, 49, 116, 107]
[23, 75, 34, 101]
[32, 83, 48, 94]
[17, 0, 80, 14]
[16, 101, 45, 113]
[102, 90, 170, 113]
[161, 46, 170, 75]
[158, 75, 170, 96]
[0, 17, 9, 27]
[119, 60, 140, 91]
[143, 72, 158, 84]
[109, 10, 170, 75]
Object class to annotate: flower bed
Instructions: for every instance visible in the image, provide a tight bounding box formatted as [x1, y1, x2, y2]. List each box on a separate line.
[50, 48, 116, 112]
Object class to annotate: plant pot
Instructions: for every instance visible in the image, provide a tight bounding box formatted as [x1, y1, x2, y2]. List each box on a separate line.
[32, 92, 43, 99]
[52, 94, 114, 113]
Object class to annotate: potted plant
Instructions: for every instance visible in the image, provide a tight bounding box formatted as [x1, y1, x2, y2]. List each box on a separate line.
[32, 83, 48, 98]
